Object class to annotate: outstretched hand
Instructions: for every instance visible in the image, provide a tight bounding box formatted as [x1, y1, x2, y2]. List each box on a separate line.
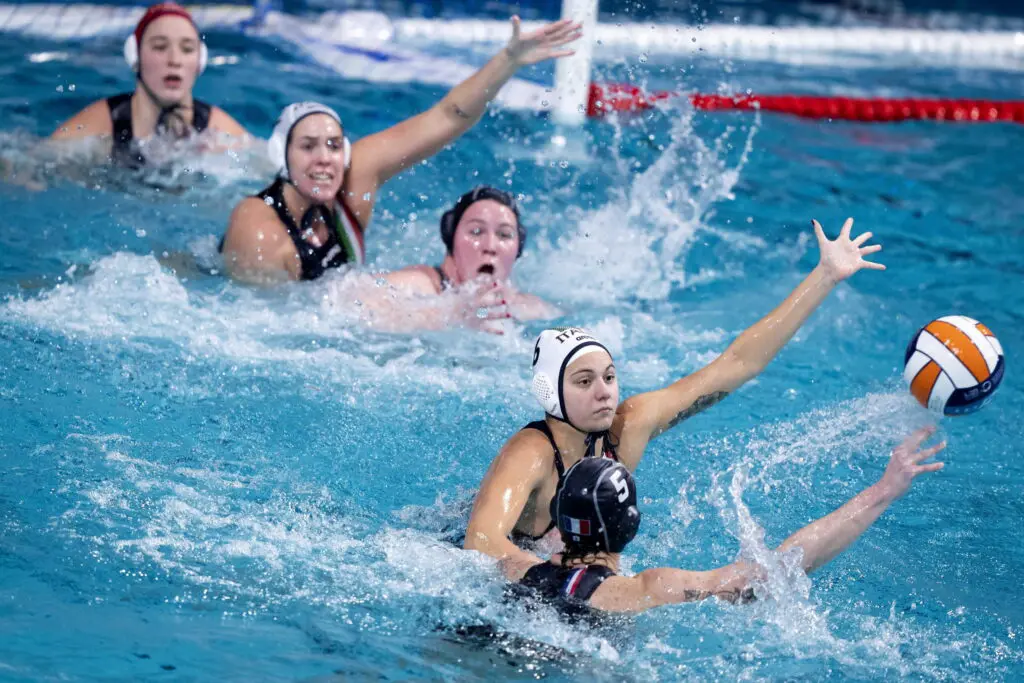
[505, 16, 583, 67]
[879, 426, 946, 501]
[813, 218, 885, 284]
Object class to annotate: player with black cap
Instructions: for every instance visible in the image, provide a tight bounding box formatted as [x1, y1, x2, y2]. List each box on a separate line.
[504, 429, 945, 616]
[465, 217, 888, 570]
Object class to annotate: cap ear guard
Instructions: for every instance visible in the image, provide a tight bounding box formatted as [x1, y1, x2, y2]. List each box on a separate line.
[531, 372, 561, 419]
[124, 34, 208, 74]
[531, 333, 563, 418]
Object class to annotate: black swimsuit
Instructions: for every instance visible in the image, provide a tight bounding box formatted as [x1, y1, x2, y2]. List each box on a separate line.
[219, 178, 366, 281]
[512, 420, 619, 543]
[106, 92, 210, 168]
[512, 562, 616, 622]
[443, 422, 619, 550]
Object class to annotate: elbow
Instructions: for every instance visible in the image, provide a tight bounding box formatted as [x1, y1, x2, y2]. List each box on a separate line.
[718, 348, 760, 386]
[439, 97, 480, 128]
[709, 564, 759, 604]
[463, 527, 505, 559]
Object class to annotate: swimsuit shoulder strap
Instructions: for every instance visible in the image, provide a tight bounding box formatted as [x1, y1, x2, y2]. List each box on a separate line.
[433, 265, 451, 291]
[192, 98, 211, 133]
[106, 93, 144, 166]
[256, 179, 302, 240]
[561, 564, 615, 602]
[331, 195, 365, 266]
[107, 93, 132, 146]
[521, 420, 565, 480]
[604, 432, 620, 462]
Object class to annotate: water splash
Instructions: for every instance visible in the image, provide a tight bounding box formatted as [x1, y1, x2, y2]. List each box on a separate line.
[530, 101, 758, 305]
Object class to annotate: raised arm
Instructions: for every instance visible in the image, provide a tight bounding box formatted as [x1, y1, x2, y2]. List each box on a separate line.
[776, 426, 944, 573]
[464, 431, 555, 567]
[341, 18, 580, 212]
[595, 428, 944, 613]
[615, 219, 884, 466]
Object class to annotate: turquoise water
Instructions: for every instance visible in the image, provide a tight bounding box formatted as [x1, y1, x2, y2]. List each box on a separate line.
[1, 21, 1023, 681]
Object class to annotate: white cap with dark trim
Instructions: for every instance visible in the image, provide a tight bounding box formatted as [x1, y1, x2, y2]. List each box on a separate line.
[267, 101, 351, 180]
[531, 327, 611, 422]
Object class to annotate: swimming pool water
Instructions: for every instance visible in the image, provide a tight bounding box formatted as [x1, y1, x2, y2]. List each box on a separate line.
[1, 18, 1023, 682]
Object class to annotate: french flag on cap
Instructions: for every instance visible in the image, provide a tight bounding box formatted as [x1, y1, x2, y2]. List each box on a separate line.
[563, 516, 591, 535]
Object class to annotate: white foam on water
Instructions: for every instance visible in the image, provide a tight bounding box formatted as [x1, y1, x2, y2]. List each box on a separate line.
[0, 130, 269, 195]
[61, 432, 633, 665]
[2, 242, 745, 412]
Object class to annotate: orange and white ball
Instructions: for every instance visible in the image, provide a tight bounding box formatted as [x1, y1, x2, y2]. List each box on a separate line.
[904, 316, 1004, 416]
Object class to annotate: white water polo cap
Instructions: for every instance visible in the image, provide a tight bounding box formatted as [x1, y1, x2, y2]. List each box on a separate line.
[531, 328, 612, 421]
[267, 102, 351, 181]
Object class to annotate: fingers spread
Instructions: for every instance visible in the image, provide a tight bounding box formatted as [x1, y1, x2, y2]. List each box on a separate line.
[915, 441, 947, 463]
[905, 426, 937, 450]
[840, 217, 854, 239]
[853, 231, 873, 246]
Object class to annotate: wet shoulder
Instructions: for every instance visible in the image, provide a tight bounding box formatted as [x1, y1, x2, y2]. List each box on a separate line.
[500, 427, 556, 471]
[509, 292, 560, 321]
[207, 106, 248, 138]
[52, 99, 114, 139]
[224, 196, 289, 247]
[383, 264, 441, 295]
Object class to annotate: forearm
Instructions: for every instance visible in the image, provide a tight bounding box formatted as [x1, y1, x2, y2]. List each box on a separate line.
[643, 564, 758, 607]
[439, 48, 518, 125]
[464, 527, 542, 567]
[725, 264, 834, 380]
[778, 482, 892, 574]
[358, 288, 453, 332]
[355, 48, 520, 187]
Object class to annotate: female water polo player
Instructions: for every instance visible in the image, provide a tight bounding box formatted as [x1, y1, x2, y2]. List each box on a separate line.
[51, 2, 249, 165]
[505, 429, 943, 616]
[371, 186, 558, 331]
[218, 19, 582, 284]
[464, 219, 886, 568]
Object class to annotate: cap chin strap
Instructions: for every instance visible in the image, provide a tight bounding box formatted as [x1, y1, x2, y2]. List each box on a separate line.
[547, 411, 609, 460]
[135, 74, 193, 139]
[583, 431, 605, 459]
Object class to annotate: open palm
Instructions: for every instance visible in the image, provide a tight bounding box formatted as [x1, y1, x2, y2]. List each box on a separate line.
[505, 17, 583, 66]
[814, 218, 885, 283]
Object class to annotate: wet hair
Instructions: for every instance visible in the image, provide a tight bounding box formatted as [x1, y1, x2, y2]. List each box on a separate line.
[439, 186, 525, 258]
